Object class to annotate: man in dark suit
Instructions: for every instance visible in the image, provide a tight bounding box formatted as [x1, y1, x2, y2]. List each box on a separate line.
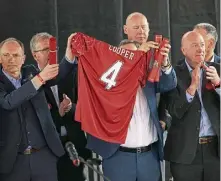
[0, 37, 75, 181]
[193, 23, 220, 63]
[159, 23, 220, 181]
[176, 23, 220, 67]
[30, 32, 91, 181]
[164, 31, 220, 181]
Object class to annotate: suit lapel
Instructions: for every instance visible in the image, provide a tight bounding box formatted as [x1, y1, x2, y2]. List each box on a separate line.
[214, 54, 220, 64]
[57, 85, 63, 103]
[0, 69, 16, 92]
[177, 62, 192, 90]
[143, 83, 163, 142]
[201, 69, 207, 94]
[0, 68, 25, 124]
[178, 62, 201, 100]
[20, 67, 34, 85]
[44, 87, 58, 109]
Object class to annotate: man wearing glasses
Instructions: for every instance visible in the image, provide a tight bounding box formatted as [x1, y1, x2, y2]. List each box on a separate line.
[0, 37, 76, 181]
[30, 32, 91, 181]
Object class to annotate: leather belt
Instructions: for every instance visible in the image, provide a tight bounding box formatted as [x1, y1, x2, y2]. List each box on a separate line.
[119, 145, 151, 153]
[199, 136, 217, 144]
[19, 148, 41, 155]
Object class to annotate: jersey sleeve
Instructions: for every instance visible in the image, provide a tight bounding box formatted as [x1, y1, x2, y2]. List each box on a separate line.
[71, 32, 96, 56]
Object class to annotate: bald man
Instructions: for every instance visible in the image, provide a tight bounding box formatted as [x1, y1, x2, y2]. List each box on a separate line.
[124, 12, 159, 50]
[91, 13, 176, 181]
[124, 12, 172, 128]
[163, 31, 220, 181]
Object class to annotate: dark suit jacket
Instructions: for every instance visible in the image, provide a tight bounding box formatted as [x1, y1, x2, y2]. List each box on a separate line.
[44, 79, 91, 160]
[161, 54, 220, 130]
[158, 98, 172, 130]
[0, 58, 74, 173]
[86, 69, 177, 160]
[164, 61, 220, 164]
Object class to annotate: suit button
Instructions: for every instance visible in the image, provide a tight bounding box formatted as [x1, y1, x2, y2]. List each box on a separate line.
[197, 127, 200, 130]
[198, 110, 201, 113]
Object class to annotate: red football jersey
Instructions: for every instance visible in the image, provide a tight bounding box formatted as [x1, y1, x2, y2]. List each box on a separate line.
[73, 33, 151, 143]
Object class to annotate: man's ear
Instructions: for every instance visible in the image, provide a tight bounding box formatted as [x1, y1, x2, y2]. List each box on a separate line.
[208, 38, 215, 50]
[22, 54, 26, 64]
[181, 47, 185, 56]
[32, 52, 36, 58]
[123, 25, 128, 34]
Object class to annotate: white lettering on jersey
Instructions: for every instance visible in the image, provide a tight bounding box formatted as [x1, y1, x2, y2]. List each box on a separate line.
[109, 45, 134, 60]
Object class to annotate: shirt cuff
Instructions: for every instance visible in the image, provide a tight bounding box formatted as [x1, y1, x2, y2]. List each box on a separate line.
[31, 79, 41, 90]
[215, 87, 220, 96]
[161, 66, 172, 74]
[60, 126, 67, 136]
[186, 91, 194, 102]
[65, 56, 77, 64]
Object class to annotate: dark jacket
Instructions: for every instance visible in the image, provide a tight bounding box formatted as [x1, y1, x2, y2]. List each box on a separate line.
[44, 71, 91, 160]
[0, 58, 74, 173]
[164, 61, 220, 164]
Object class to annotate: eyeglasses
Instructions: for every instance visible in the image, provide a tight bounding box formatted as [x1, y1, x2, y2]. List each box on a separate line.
[1, 53, 23, 59]
[34, 47, 59, 53]
[34, 47, 50, 53]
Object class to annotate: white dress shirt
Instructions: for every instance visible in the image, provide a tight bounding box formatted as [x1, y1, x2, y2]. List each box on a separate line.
[50, 85, 60, 107]
[50, 85, 68, 136]
[121, 86, 158, 148]
[210, 55, 214, 63]
[121, 66, 173, 148]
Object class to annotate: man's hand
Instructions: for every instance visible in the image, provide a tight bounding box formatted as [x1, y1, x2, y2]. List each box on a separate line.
[65, 33, 77, 61]
[187, 63, 201, 96]
[138, 41, 159, 52]
[39, 64, 59, 81]
[160, 43, 171, 67]
[59, 94, 72, 117]
[205, 66, 220, 85]
[160, 121, 166, 131]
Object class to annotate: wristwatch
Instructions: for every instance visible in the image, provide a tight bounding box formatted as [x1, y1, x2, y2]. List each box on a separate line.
[161, 60, 172, 70]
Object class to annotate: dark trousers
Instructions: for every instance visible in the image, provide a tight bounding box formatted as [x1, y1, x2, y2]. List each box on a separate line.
[102, 148, 161, 181]
[170, 140, 220, 181]
[57, 153, 85, 181]
[0, 147, 58, 181]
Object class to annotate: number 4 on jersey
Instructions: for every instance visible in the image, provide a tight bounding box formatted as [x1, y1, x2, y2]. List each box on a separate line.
[100, 61, 123, 90]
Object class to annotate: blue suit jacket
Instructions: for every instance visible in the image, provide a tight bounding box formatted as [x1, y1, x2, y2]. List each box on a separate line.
[86, 69, 177, 160]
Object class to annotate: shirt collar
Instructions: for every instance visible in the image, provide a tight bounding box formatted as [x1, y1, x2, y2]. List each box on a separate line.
[37, 64, 42, 71]
[185, 59, 193, 73]
[2, 69, 22, 83]
[209, 55, 215, 63]
[185, 59, 203, 76]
